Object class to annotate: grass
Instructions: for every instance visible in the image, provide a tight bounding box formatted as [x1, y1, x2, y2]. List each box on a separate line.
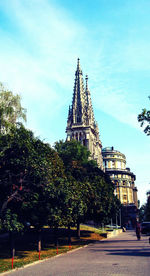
[80, 224, 108, 234]
[0, 225, 105, 273]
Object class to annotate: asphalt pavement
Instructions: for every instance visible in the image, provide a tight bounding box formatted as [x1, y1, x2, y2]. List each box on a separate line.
[2, 230, 150, 276]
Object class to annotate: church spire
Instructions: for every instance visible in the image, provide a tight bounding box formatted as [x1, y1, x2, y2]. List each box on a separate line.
[76, 58, 82, 74]
[66, 59, 103, 169]
[85, 75, 95, 127]
[71, 58, 85, 124]
[67, 59, 95, 127]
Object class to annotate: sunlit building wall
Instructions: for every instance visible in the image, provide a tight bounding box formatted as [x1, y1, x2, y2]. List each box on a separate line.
[102, 147, 138, 208]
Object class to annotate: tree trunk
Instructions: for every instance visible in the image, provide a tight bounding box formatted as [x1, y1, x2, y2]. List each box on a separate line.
[37, 229, 42, 252]
[77, 222, 80, 238]
[9, 231, 15, 258]
[54, 227, 58, 247]
[68, 225, 71, 245]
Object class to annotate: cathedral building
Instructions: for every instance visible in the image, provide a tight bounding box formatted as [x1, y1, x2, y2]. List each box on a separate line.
[66, 59, 103, 169]
[65, 59, 138, 225]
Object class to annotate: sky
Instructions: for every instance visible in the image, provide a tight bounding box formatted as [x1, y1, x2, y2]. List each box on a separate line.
[0, 0, 150, 206]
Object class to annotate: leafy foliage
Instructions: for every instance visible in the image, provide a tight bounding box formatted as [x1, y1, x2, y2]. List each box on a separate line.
[0, 83, 26, 134]
[139, 204, 146, 222]
[54, 139, 90, 168]
[144, 192, 150, 221]
[0, 125, 65, 233]
[139, 191, 150, 222]
[138, 96, 150, 135]
[55, 140, 121, 225]
[2, 209, 24, 232]
[0, 126, 121, 236]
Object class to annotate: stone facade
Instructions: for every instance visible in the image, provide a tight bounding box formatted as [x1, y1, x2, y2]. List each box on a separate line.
[102, 147, 138, 208]
[66, 59, 103, 169]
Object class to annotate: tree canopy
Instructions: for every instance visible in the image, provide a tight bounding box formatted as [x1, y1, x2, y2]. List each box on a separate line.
[0, 125, 65, 232]
[55, 140, 121, 226]
[138, 96, 150, 135]
[0, 83, 26, 134]
[54, 139, 91, 169]
[0, 126, 121, 254]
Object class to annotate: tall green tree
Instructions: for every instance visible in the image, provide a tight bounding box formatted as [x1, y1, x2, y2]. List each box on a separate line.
[138, 96, 150, 135]
[0, 125, 65, 253]
[139, 204, 146, 222]
[78, 162, 120, 225]
[54, 140, 91, 237]
[55, 140, 120, 233]
[144, 191, 150, 221]
[0, 83, 26, 134]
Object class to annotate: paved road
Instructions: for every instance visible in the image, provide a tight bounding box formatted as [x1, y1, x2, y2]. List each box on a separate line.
[3, 230, 150, 276]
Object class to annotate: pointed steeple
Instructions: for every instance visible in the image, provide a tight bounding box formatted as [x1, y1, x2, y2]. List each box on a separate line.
[67, 59, 96, 127]
[76, 58, 82, 75]
[85, 75, 95, 127]
[71, 58, 85, 124]
[66, 59, 103, 169]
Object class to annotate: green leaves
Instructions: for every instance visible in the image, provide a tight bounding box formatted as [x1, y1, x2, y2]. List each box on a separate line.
[138, 96, 150, 135]
[3, 209, 24, 232]
[0, 125, 65, 232]
[55, 140, 120, 225]
[0, 83, 26, 134]
[54, 139, 90, 169]
[0, 125, 120, 233]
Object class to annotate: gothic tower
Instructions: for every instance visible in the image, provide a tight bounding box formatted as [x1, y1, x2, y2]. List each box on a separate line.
[66, 58, 103, 169]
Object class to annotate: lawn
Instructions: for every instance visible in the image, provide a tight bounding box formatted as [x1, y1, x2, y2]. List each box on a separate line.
[0, 225, 105, 273]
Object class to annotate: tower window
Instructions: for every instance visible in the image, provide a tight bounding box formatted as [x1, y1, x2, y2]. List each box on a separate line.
[77, 116, 81, 123]
[112, 161, 115, 168]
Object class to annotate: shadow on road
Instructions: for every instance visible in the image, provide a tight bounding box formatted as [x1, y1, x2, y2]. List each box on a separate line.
[100, 239, 144, 243]
[105, 248, 150, 257]
[89, 231, 150, 257]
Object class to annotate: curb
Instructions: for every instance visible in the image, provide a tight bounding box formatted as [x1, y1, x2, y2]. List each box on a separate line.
[0, 244, 89, 275]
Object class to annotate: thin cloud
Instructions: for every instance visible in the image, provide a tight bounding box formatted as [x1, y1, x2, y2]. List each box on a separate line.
[0, 0, 150, 140]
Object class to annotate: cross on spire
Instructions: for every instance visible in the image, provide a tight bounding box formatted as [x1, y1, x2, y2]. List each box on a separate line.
[76, 58, 82, 76]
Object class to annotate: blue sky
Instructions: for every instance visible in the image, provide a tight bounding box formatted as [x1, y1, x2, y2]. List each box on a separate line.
[0, 0, 150, 205]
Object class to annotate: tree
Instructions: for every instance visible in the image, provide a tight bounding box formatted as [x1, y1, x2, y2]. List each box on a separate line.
[55, 140, 121, 235]
[60, 176, 89, 239]
[138, 191, 150, 222]
[54, 139, 91, 169]
[54, 140, 91, 238]
[79, 162, 121, 225]
[144, 192, 150, 221]
[0, 125, 65, 254]
[139, 204, 146, 222]
[138, 96, 150, 135]
[0, 83, 26, 134]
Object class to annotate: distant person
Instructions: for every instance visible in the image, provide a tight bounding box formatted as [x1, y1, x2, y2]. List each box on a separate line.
[135, 221, 141, 240]
[122, 224, 126, 232]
